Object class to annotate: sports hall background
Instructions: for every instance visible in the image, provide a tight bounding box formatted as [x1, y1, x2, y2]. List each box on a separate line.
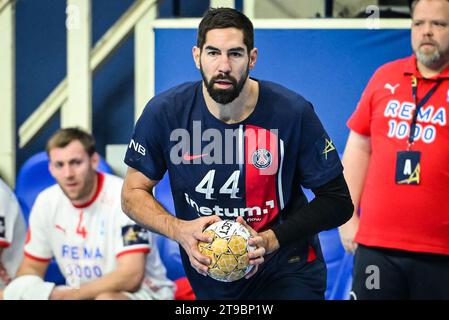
[2, 0, 413, 299]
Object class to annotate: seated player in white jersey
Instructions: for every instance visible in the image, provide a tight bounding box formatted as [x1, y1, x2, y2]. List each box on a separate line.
[1, 128, 175, 300]
[0, 178, 27, 291]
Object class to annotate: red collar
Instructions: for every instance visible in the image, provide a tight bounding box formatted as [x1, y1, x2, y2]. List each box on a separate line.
[72, 172, 105, 209]
[403, 55, 449, 80]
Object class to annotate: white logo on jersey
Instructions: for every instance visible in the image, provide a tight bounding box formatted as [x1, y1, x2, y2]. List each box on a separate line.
[252, 149, 272, 169]
[184, 192, 276, 222]
[384, 83, 400, 94]
[129, 139, 146, 156]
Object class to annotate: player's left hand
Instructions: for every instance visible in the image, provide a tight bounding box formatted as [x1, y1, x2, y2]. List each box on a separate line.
[236, 217, 266, 279]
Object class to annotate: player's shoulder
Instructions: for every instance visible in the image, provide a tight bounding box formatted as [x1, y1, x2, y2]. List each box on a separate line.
[360, 56, 411, 93]
[37, 183, 61, 198]
[372, 56, 411, 78]
[99, 172, 124, 196]
[102, 172, 123, 186]
[259, 80, 313, 114]
[141, 81, 201, 118]
[29, 184, 62, 222]
[34, 183, 61, 205]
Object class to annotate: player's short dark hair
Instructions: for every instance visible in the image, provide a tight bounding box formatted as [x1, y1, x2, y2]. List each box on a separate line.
[46, 127, 96, 156]
[197, 7, 254, 53]
[410, 0, 449, 16]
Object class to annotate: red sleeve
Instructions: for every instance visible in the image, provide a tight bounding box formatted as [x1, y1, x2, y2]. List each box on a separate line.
[24, 250, 52, 262]
[347, 69, 383, 136]
[116, 247, 150, 258]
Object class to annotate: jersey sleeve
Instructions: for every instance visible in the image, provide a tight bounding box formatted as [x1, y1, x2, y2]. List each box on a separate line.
[24, 193, 53, 261]
[346, 69, 381, 136]
[124, 99, 168, 181]
[297, 102, 343, 189]
[0, 183, 22, 248]
[114, 208, 151, 258]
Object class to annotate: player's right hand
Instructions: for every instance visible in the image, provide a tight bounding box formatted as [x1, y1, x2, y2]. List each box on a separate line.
[174, 216, 222, 276]
[236, 216, 266, 279]
[338, 218, 359, 254]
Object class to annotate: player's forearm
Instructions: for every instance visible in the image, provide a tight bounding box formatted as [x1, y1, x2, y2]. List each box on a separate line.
[15, 261, 47, 279]
[341, 131, 371, 217]
[271, 174, 354, 246]
[121, 186, 180, 241]
[71, 268, 143, 300]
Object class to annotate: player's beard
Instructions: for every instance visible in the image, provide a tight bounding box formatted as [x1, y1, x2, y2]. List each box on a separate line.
[201, 63, 250, 105]
[414, 41, 449, 69]
[60, 170, 97, 203]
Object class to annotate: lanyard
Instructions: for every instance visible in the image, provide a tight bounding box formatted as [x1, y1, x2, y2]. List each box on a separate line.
[408, 75, 442, 149]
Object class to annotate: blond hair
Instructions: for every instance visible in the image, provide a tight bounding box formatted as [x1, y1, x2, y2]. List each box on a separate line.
[46, 127, 95, 156]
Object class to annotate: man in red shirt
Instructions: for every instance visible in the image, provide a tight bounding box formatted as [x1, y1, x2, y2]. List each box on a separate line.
[339, 0, 449, 299]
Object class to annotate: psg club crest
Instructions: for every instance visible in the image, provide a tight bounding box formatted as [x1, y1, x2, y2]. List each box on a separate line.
[251, 148, 272, 169]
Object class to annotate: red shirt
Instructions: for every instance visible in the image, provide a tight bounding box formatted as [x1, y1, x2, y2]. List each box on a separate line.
[348, 55, 449, 255]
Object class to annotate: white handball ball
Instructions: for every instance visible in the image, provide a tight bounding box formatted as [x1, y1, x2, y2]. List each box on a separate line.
[198, 219, 256, 282]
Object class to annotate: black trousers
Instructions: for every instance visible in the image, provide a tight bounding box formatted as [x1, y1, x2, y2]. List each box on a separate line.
[351, 245, 449, 300]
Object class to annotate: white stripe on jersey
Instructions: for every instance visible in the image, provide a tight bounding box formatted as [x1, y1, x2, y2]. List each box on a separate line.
[239, 124, 244, 171]
[278, 139, 285, 210]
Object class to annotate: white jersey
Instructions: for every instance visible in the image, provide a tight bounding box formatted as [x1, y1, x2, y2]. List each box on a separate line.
[25, 173, 174, 298]
[0, 178, 27, 288]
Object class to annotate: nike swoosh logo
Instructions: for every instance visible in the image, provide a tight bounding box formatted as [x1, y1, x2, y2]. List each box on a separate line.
[183, 152, 208, 161]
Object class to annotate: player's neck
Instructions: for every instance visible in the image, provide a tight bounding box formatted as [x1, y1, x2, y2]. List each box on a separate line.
[203, 78, 259, 124]
[417, 58, 449, 78]
[71, 173, 99, 207]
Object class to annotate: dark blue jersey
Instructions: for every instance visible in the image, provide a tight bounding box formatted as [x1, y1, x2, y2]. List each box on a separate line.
[124, 79, 342, 299]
